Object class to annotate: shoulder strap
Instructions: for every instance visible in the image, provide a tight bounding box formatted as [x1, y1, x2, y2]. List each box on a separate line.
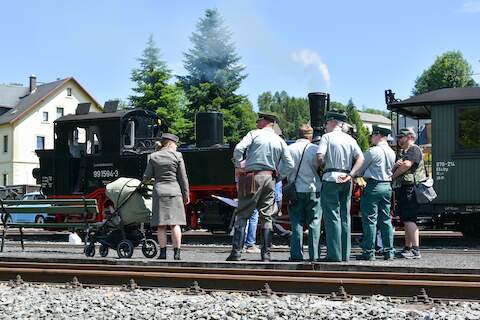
[293, 143, 309, 183]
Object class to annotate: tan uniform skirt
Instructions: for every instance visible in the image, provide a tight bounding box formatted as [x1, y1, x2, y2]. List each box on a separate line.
[151, 195, 186, 226]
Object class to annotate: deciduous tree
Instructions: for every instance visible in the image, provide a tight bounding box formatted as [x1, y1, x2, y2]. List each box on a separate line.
[413, 51, 477, 95]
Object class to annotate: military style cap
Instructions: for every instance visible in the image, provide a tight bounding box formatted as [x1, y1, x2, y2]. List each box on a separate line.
[325, 111, 348, 123]
[371, 125, 392, 137]
[160, 133, 179, 143]
[396, 127, 416, 138]
[257, 112, 278, 123]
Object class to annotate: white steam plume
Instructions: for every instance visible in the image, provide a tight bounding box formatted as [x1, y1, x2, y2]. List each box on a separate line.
[292, 49, 331, 88]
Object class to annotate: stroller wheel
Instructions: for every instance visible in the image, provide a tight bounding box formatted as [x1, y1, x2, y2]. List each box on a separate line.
[117, 240, 134, 258]
[84, 243, 95, 257]
[99, 244, 109, 257]
[142, 239, 158, 258]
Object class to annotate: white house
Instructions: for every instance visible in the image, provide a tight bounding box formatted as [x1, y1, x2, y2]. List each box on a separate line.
[359, 112, 392, 133]
[0, 76, 102, 186]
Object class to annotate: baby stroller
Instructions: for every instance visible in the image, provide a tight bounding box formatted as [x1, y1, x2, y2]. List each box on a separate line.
[83, 177, 158, 259]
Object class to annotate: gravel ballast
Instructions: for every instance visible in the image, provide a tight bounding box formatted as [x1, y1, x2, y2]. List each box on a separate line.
[0, 284, 479, 320]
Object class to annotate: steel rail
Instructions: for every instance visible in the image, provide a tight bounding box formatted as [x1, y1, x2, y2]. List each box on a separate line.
[0, 261, 478, 300]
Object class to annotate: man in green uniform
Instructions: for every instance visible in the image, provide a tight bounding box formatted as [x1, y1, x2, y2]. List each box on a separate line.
[317, 111, 364, 262]
[357, 125, 396, 260]
[280, 124, 322, 262]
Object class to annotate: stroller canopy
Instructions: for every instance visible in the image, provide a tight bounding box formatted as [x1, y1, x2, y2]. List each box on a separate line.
[106, 178, 151, 225]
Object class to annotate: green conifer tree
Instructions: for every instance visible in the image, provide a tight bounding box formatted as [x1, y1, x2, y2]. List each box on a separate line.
[130, 35, 190, 138]
[346, 99, 370, 151]
[179, 9, 255, 143]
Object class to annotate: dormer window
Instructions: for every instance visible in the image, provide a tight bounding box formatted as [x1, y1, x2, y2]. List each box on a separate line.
[67, 88, 72, 97]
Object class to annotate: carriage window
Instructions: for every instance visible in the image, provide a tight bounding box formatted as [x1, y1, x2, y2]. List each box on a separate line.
[124, 120, 135, 148]
[457, 106, 480, 152]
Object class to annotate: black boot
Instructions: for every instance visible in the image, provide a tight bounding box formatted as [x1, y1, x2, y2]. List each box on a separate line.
[226, 226, 246, 261]
[173, 248, 181, 260]
[158, 247, 166, 260]
[261, 228, 273, 262]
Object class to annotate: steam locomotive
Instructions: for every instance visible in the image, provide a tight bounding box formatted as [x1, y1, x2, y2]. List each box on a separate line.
[33, 93, 362, 231]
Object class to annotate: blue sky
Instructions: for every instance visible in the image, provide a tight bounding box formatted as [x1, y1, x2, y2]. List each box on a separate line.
[1, 0, 479, 111]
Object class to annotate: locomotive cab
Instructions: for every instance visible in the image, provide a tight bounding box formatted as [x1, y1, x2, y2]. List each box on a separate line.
[35, 102, 164, 198]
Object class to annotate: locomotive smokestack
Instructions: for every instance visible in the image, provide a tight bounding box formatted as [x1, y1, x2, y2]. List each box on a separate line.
[195, 111, 224, 147]
[308, 92, 330, 139]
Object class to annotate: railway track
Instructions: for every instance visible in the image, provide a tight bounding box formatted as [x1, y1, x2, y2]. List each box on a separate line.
[0, 260, 479, 301]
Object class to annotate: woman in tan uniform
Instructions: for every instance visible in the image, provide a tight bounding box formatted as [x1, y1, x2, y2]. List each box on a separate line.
[143, 133, 190, 260]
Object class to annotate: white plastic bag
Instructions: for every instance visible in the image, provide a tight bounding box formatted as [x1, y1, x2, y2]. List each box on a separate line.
[68, 232, 83, 245]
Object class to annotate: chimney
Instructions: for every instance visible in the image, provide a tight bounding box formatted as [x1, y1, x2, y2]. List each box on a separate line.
[29, 75, 37, 93]
[308, 92, 330, 139]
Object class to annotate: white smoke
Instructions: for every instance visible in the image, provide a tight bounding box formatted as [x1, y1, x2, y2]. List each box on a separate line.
[292, 49, 331, 88]
[460, 1, 480, 13]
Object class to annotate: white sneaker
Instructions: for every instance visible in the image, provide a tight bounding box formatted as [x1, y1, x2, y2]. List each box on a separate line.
[244, 245, 260, 253]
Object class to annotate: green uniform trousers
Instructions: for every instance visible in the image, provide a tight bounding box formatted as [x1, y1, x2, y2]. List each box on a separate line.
[234, 174, 275, 230]
[321, 181, 352, 262]
[360, 180, 395, 258]
[288, 192, 322, 261]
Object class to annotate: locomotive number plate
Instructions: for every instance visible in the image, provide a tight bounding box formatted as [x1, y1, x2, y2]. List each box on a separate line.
[92, 169, 119, 178]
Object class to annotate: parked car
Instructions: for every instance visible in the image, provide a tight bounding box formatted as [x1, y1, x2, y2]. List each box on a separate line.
[2, 192, 49, 224]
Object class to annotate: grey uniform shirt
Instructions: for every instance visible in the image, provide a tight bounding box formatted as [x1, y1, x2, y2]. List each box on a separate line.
[233, 127, 294, 178]
[281, 139, 321, 193]
[359, 141, 396, 181]
[317, 128, 362, 183]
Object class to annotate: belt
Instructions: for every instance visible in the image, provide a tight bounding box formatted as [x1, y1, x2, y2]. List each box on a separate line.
[366, 178, 391, 183]
[247, 170, 274, 175]
[323, 168, 350, 174]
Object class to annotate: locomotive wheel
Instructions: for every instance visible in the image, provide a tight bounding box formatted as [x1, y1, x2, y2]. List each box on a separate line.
[84, 243, 95, 257]
[99, 244, 109, 257]
[141, 239, 158, 258]
[117, 240, 134, 258]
